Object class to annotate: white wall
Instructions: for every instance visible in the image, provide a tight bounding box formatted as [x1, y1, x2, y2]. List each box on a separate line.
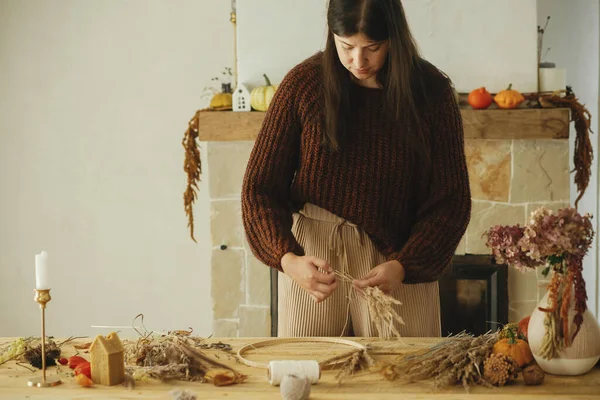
[402, 0, 538, 93]
[537, 0, 600, 319]
[236, 0, 328, 88]
[0, 0, 231, 337]
[237, 0, 538, 93]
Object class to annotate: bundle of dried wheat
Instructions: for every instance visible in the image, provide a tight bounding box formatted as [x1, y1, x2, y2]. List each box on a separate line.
[320, 348, 377, 384]
[335, 270, 405, 338]
[380, 332, 499, 392]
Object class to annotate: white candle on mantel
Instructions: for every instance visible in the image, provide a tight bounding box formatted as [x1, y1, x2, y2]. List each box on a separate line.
[35, 251, 49, 290]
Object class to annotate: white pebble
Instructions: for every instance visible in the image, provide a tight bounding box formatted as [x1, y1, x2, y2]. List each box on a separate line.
[170, 388, 197, 400]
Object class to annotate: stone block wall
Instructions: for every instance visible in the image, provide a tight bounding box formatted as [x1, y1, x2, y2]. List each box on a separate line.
[458, 139, 570, 324]
[207, 141, 271, 337]
[207, 138, 570, 336]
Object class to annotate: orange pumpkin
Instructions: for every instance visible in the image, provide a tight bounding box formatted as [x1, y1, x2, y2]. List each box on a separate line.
[75, 373, 94, 387]
[518, 316, 530, 340]
[468, 87, 493, 109]
[494, 83, 525, 109]
[492, 326, 534, 367]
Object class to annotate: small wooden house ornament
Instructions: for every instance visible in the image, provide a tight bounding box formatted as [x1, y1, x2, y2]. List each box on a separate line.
[90, 331, 125, 386]
[232, 83, 251, 112]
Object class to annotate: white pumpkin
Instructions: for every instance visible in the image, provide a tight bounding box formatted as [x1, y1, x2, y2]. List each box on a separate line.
[251, 74, 277, 111]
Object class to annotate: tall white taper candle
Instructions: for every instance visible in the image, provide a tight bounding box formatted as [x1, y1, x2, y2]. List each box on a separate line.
[35, 251, 49, 290]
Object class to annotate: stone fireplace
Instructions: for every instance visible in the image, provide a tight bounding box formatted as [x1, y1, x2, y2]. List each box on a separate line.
[203, 110, 570, 337]
[439, 255, 508, 336]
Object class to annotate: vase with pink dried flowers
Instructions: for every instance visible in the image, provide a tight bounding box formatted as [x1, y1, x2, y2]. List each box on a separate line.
[484, 206, 600, 375]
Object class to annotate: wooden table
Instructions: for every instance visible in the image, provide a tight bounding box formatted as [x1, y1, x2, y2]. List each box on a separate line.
[1, 337, 599, 399]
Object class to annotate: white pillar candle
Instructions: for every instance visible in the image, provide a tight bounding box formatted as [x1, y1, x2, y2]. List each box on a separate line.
[35, 251, 49, 289]
[539, 68, 567, 92]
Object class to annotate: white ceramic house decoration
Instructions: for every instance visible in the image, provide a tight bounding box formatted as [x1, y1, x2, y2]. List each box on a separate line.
[232, 83, 251, 112]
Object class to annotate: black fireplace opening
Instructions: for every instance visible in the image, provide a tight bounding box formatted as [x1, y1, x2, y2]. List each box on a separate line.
[439, 255, 508, 336]
[270, 254, 508, 337]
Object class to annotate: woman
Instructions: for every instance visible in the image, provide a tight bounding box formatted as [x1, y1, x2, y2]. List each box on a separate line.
[241, 0, 471, 338]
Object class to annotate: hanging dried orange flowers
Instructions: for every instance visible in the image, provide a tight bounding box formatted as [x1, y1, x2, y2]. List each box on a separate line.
[182, 110, 204, 242]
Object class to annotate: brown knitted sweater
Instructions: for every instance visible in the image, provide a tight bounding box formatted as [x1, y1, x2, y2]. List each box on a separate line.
[241, 53, 471, 284]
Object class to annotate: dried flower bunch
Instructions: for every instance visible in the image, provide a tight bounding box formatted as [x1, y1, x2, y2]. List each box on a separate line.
[23, 341, 61, 369]
[535, 88, 594, 208]
[484, 206, 595, 359]
[202, 67, 233, 99]
[483, 353, 520, 387]
[484, 207, 594, 273]
[182, 111, 202, 242]
[183, 66, 234, 242]
[0, 337, 82, 370]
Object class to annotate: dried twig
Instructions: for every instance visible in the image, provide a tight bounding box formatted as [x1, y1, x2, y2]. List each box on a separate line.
[128, 363, 191, 382]
[172, 338, 247, 385]
[123, 327, 244, 386]
[15, 362, 36, 372]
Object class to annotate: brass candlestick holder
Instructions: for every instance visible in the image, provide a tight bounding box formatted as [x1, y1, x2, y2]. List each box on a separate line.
[27, 289, 61, 388]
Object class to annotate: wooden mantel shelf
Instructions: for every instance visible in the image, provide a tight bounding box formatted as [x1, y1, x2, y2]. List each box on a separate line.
[196, 108, 570, 142]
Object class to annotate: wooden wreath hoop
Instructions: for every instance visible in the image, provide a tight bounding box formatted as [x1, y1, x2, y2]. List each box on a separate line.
[236, 337, 367, 369]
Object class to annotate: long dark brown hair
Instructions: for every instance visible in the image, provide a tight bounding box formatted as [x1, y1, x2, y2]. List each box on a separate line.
[323, 0, 444, 153]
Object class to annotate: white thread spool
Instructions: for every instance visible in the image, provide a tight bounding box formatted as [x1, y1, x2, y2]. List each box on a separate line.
[280, 374, 311, 400]
[267, 360, 320, 386]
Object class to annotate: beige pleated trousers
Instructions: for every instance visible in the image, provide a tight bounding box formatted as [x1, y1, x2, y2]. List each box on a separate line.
[278, 203, 441, 338]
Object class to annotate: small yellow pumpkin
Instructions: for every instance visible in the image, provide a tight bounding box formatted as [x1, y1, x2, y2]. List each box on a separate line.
[209, 83, 233, 111]
[494, 83, 525, 109]
[209, 92, 232, 110]
[492, 326, 533, 367]
[251, 74, 277, 111]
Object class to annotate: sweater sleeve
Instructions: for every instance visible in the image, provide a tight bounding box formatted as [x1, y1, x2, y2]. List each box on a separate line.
[389, 84, 471, 284]
[241, 68, 306, 271]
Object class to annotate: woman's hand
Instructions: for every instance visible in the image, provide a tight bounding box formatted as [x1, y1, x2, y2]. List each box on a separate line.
[353, 260, 405, 295]
[281, 253, 337, 303]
